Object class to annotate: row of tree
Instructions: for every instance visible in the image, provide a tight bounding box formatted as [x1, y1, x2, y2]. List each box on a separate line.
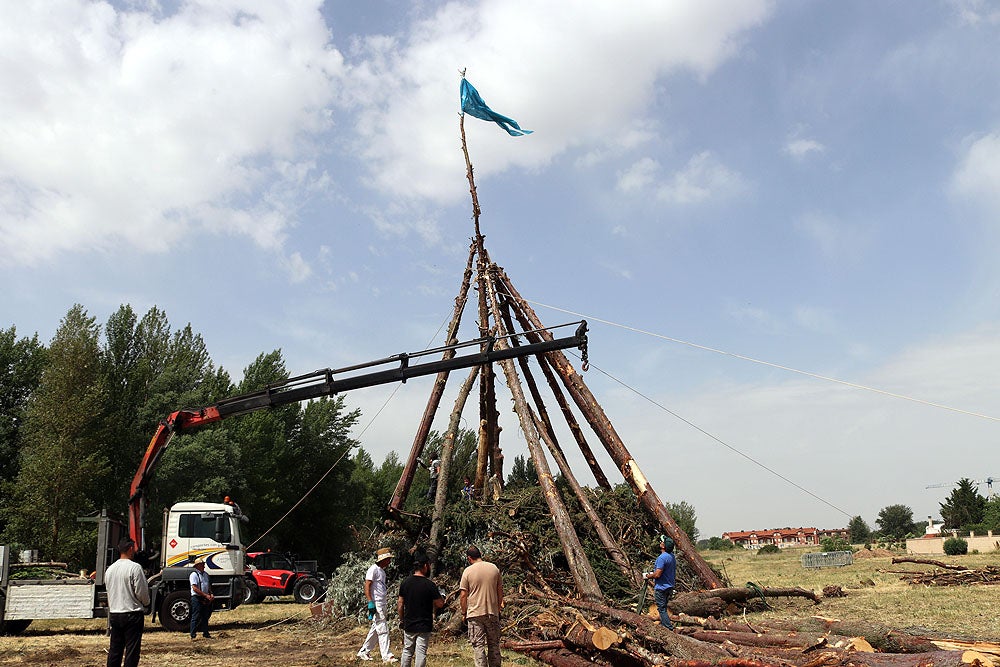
[0, 305, 409, 571]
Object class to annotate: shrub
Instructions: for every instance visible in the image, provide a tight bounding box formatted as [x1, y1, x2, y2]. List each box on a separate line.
[943, 537, 968, 555]
[820, 536, 851, 552]
[757, 544, 780, 555]
[704, 536, 738, 551]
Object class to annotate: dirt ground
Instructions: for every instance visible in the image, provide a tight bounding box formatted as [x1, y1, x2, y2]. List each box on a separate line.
[0, 602, 503, 667]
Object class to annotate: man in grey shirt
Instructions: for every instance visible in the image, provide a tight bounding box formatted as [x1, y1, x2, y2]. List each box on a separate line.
[105, 537, 150, 667]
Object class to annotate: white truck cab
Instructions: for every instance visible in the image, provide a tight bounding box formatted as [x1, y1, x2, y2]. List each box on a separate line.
[152, 501, 247, 631]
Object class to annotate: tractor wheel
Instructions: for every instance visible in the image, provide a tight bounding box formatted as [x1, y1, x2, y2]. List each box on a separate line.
[0, 618, 31, 636]
[159, 590, 191, 632]
[293, 577, 322, 604]
[243, 578, 261, 604]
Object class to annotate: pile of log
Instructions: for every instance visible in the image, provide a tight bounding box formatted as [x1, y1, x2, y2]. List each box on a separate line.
[500, 592, 1000, 667]
[889, 557, 1000, 586]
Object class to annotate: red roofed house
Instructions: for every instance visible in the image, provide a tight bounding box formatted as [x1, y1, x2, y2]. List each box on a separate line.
[721, 527, 849, 550]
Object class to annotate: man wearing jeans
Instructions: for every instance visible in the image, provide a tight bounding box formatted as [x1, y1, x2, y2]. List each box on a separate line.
[460, 545, 503, 667]
[105, 537, 149, 667]
[644, 536, 676, 630]
[397, 554, 444, 667]
[189, 556, 214, 639]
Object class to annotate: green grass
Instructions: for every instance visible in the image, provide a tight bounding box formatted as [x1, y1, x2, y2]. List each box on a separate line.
[703, 546, 1000, 640]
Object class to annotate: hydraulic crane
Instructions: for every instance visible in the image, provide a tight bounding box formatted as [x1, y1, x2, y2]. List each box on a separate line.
[128, 321, 589, 550]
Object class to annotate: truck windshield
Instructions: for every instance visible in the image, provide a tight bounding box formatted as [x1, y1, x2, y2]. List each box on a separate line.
[178, 513, 232, 542]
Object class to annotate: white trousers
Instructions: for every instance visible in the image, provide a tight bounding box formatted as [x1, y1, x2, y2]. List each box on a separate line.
[359, 603, 392, 659]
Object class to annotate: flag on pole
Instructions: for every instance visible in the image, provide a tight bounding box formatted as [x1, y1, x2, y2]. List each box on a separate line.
[460, 78, 533, 137]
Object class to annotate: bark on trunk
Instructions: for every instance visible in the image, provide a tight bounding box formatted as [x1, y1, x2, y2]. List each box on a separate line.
[484, 277, 604, 602]
[496, 266, 724, 590]
[671, 587, 819, 618]
[429, 365, 480, 562]
[498, 289, 639, 587]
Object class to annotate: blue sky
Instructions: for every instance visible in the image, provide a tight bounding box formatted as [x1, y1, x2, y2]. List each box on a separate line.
[3, 0, 1000, 539]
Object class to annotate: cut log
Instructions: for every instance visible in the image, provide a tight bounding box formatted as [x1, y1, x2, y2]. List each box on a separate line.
[559, 596, 730, 661]
[671, 587, 819, 617]
[700, 618, 939, 654]
[890, 557, 968, 571]
[503, 640, 567, 652]
[566, 621, 621, 651]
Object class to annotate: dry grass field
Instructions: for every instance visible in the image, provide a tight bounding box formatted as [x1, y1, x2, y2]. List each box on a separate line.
[2, 547, 998, 665]
[703, 546, 1000, 639]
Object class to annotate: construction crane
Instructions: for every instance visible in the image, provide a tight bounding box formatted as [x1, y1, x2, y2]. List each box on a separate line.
[925, 477, 999, 497]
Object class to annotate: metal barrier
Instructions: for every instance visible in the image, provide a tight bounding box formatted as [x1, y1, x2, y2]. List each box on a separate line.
[801, 550, 853, 568]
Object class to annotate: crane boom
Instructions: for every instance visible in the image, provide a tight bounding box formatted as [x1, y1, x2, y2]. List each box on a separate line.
[128, 321, 589, 548]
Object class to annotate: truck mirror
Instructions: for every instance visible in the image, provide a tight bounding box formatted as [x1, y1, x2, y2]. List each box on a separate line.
[214, 515, 225, 544]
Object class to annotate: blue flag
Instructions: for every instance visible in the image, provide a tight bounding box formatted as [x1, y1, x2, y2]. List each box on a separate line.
[460, 79, 532, 137]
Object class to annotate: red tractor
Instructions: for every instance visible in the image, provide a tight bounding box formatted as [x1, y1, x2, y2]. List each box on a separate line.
[244, 552, 326, 604]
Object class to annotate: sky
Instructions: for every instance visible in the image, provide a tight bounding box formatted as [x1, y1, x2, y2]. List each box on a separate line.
[3, 0, 1000, 540]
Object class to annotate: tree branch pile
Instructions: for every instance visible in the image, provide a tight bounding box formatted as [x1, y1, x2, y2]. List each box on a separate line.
[889, 557, 1000, 586]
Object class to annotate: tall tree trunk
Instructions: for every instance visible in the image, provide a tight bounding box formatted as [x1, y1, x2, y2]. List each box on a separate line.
[496, 267, 724, 590]
[429, 366, 480, 564]
[484, 274, 604, 602]
[498, 293, 639, 587]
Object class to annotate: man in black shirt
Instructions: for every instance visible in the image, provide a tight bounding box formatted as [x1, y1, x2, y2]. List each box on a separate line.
[396, 555, 444, 667]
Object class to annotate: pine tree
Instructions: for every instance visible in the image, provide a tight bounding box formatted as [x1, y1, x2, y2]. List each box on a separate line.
[848, 515, 871, 544]
[939, 478, 985, 530]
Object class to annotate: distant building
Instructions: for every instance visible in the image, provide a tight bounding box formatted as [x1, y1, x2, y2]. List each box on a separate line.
[721, 526, 850, 549]
[922, 516, 941, 537]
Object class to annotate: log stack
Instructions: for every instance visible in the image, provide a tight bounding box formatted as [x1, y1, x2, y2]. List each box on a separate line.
[492, 590, 1000, 667]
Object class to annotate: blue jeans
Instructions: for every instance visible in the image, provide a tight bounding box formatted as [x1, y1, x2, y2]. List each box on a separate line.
[654, 588, 674, 630]
[190, 597, 212, 637]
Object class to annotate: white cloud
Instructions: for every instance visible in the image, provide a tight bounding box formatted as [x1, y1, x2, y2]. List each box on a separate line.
[282, 251, 312, 283]
[0, 0, 343, 267]
[616, 157, 660, 193]
[657, 151, 747, 204]
[784, 138, 825, 159]
[341, 0, 773, 202]
[947, 0, 1000, 25]
[952, 131, 1000, 214]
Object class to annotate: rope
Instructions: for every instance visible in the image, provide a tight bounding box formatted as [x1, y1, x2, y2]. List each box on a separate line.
[519, 298, 1000, 423]
[745, 581, 771, 610]
[246, 316, 452, 551]
[581, 356, 854, 519]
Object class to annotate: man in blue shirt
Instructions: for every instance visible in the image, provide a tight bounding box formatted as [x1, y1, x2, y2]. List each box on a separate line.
[644, 536, 676, 630]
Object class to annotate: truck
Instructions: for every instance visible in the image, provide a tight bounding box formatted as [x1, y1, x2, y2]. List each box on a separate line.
[0, 321, 588, 634]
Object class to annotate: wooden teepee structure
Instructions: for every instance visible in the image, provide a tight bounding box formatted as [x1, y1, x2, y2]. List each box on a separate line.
[387, 78, 724, 598]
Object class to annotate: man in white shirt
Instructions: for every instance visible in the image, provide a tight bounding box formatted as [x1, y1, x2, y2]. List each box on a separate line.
[105, 537, 150, 667]
[189, 556, 214, 639]
[357, 547, 397, 663]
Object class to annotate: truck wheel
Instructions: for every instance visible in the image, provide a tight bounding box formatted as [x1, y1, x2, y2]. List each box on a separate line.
[159, 590, 191, 632]
[293, 577, 322, 604]
[0, 618, 31, 636]
[243, 578, 261, 604]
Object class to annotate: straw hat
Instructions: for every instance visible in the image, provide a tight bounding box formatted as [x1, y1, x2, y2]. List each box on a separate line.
[374, 547, 393, 563]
